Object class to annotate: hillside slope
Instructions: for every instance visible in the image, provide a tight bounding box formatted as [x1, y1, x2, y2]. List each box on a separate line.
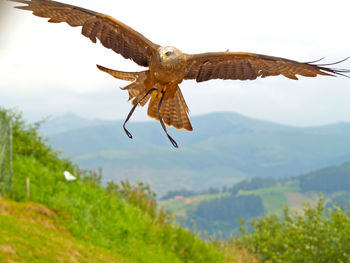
[0, 198, 134, 263]
[1, 109, 223, 263]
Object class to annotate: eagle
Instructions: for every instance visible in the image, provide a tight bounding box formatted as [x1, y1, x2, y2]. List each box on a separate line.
[11, 0, 350, 147]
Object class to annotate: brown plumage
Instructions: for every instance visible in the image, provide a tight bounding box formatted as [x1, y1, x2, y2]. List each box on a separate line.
[11, 0, 350, 147]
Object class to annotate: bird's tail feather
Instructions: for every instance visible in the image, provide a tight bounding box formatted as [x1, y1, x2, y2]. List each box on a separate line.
[147, 87, 193, 131]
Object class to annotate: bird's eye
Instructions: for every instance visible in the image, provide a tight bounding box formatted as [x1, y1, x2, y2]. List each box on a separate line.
[165, 51, 172, 56]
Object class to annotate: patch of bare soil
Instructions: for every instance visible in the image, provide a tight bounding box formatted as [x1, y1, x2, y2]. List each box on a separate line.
[0, 245, 16, 255]
[184, 196, 203, 205]
[0, 198, 66, 233]
[285, 192, 318, 214]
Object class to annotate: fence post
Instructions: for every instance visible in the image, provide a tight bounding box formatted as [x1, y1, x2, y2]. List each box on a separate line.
[9, 120, 13, 192]
[26, 177, 30, 200]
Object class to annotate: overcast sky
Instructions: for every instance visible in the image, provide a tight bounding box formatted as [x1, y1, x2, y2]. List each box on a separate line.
[1, 0, 350, 126]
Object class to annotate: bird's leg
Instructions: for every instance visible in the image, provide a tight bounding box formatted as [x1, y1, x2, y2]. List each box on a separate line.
[157, 90, 178, 148]
[123, 87, 156, 139]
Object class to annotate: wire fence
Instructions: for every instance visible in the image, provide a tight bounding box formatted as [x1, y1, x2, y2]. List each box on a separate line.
[0, 110, 11, 195]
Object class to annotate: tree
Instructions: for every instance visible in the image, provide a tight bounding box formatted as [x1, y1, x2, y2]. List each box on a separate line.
[235, 197, 350, 262]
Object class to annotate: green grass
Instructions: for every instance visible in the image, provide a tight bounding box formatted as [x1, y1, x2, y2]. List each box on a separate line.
[9, 155, 222, 263]
[0, 198, 260, 263]
[239, 184, 300, 215]
[0, 198, 135, 263]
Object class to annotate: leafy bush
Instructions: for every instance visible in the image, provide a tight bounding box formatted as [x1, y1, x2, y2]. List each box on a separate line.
[5, 109, 74, 172]
[235, 197, 350, 262]
[106, 180, 171, 225]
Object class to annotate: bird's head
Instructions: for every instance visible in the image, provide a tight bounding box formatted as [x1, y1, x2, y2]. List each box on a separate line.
[158, 46, 182, 63]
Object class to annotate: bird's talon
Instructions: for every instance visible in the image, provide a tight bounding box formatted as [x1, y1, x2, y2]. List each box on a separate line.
[123, 126, 133, 139]
[168, 135, 178, 148]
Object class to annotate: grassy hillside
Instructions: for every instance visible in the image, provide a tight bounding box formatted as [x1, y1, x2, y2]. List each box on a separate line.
[239, 184, 299, 214]
[0, 109, 223, 263]
[0, 198, 134, 263]
[44, 112, 350, 195]
[0, 197, 262, 263]
[9, 155, 222, 263]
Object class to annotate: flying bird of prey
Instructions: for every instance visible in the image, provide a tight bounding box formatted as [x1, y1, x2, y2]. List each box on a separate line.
[11, 0, 350, 147]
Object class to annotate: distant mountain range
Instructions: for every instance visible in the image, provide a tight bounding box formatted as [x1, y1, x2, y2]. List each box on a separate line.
[40, 112, 350, 196]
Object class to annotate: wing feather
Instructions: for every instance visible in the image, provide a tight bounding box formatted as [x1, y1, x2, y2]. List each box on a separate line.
[184, 52, 350, 81]
[10, 0, 160, 67]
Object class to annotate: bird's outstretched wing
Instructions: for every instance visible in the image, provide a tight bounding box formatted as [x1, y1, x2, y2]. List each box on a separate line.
[10, 0, 160, 67]
[184, 52, 350, 81]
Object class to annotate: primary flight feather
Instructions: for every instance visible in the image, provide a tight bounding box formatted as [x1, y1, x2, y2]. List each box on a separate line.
[10, 0, 350, 147]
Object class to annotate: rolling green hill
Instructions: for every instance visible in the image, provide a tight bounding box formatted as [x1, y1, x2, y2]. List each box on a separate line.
[161, 162, 350, 238]
[161, 184, 283, 218]
[0, 198, 135, 263]
[43, 112, 350, 196]
[159, 182, 319, 239]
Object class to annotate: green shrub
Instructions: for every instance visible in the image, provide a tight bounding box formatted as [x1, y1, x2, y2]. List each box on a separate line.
[235, 197, 350, 262]
[3, 109, 75, 172]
